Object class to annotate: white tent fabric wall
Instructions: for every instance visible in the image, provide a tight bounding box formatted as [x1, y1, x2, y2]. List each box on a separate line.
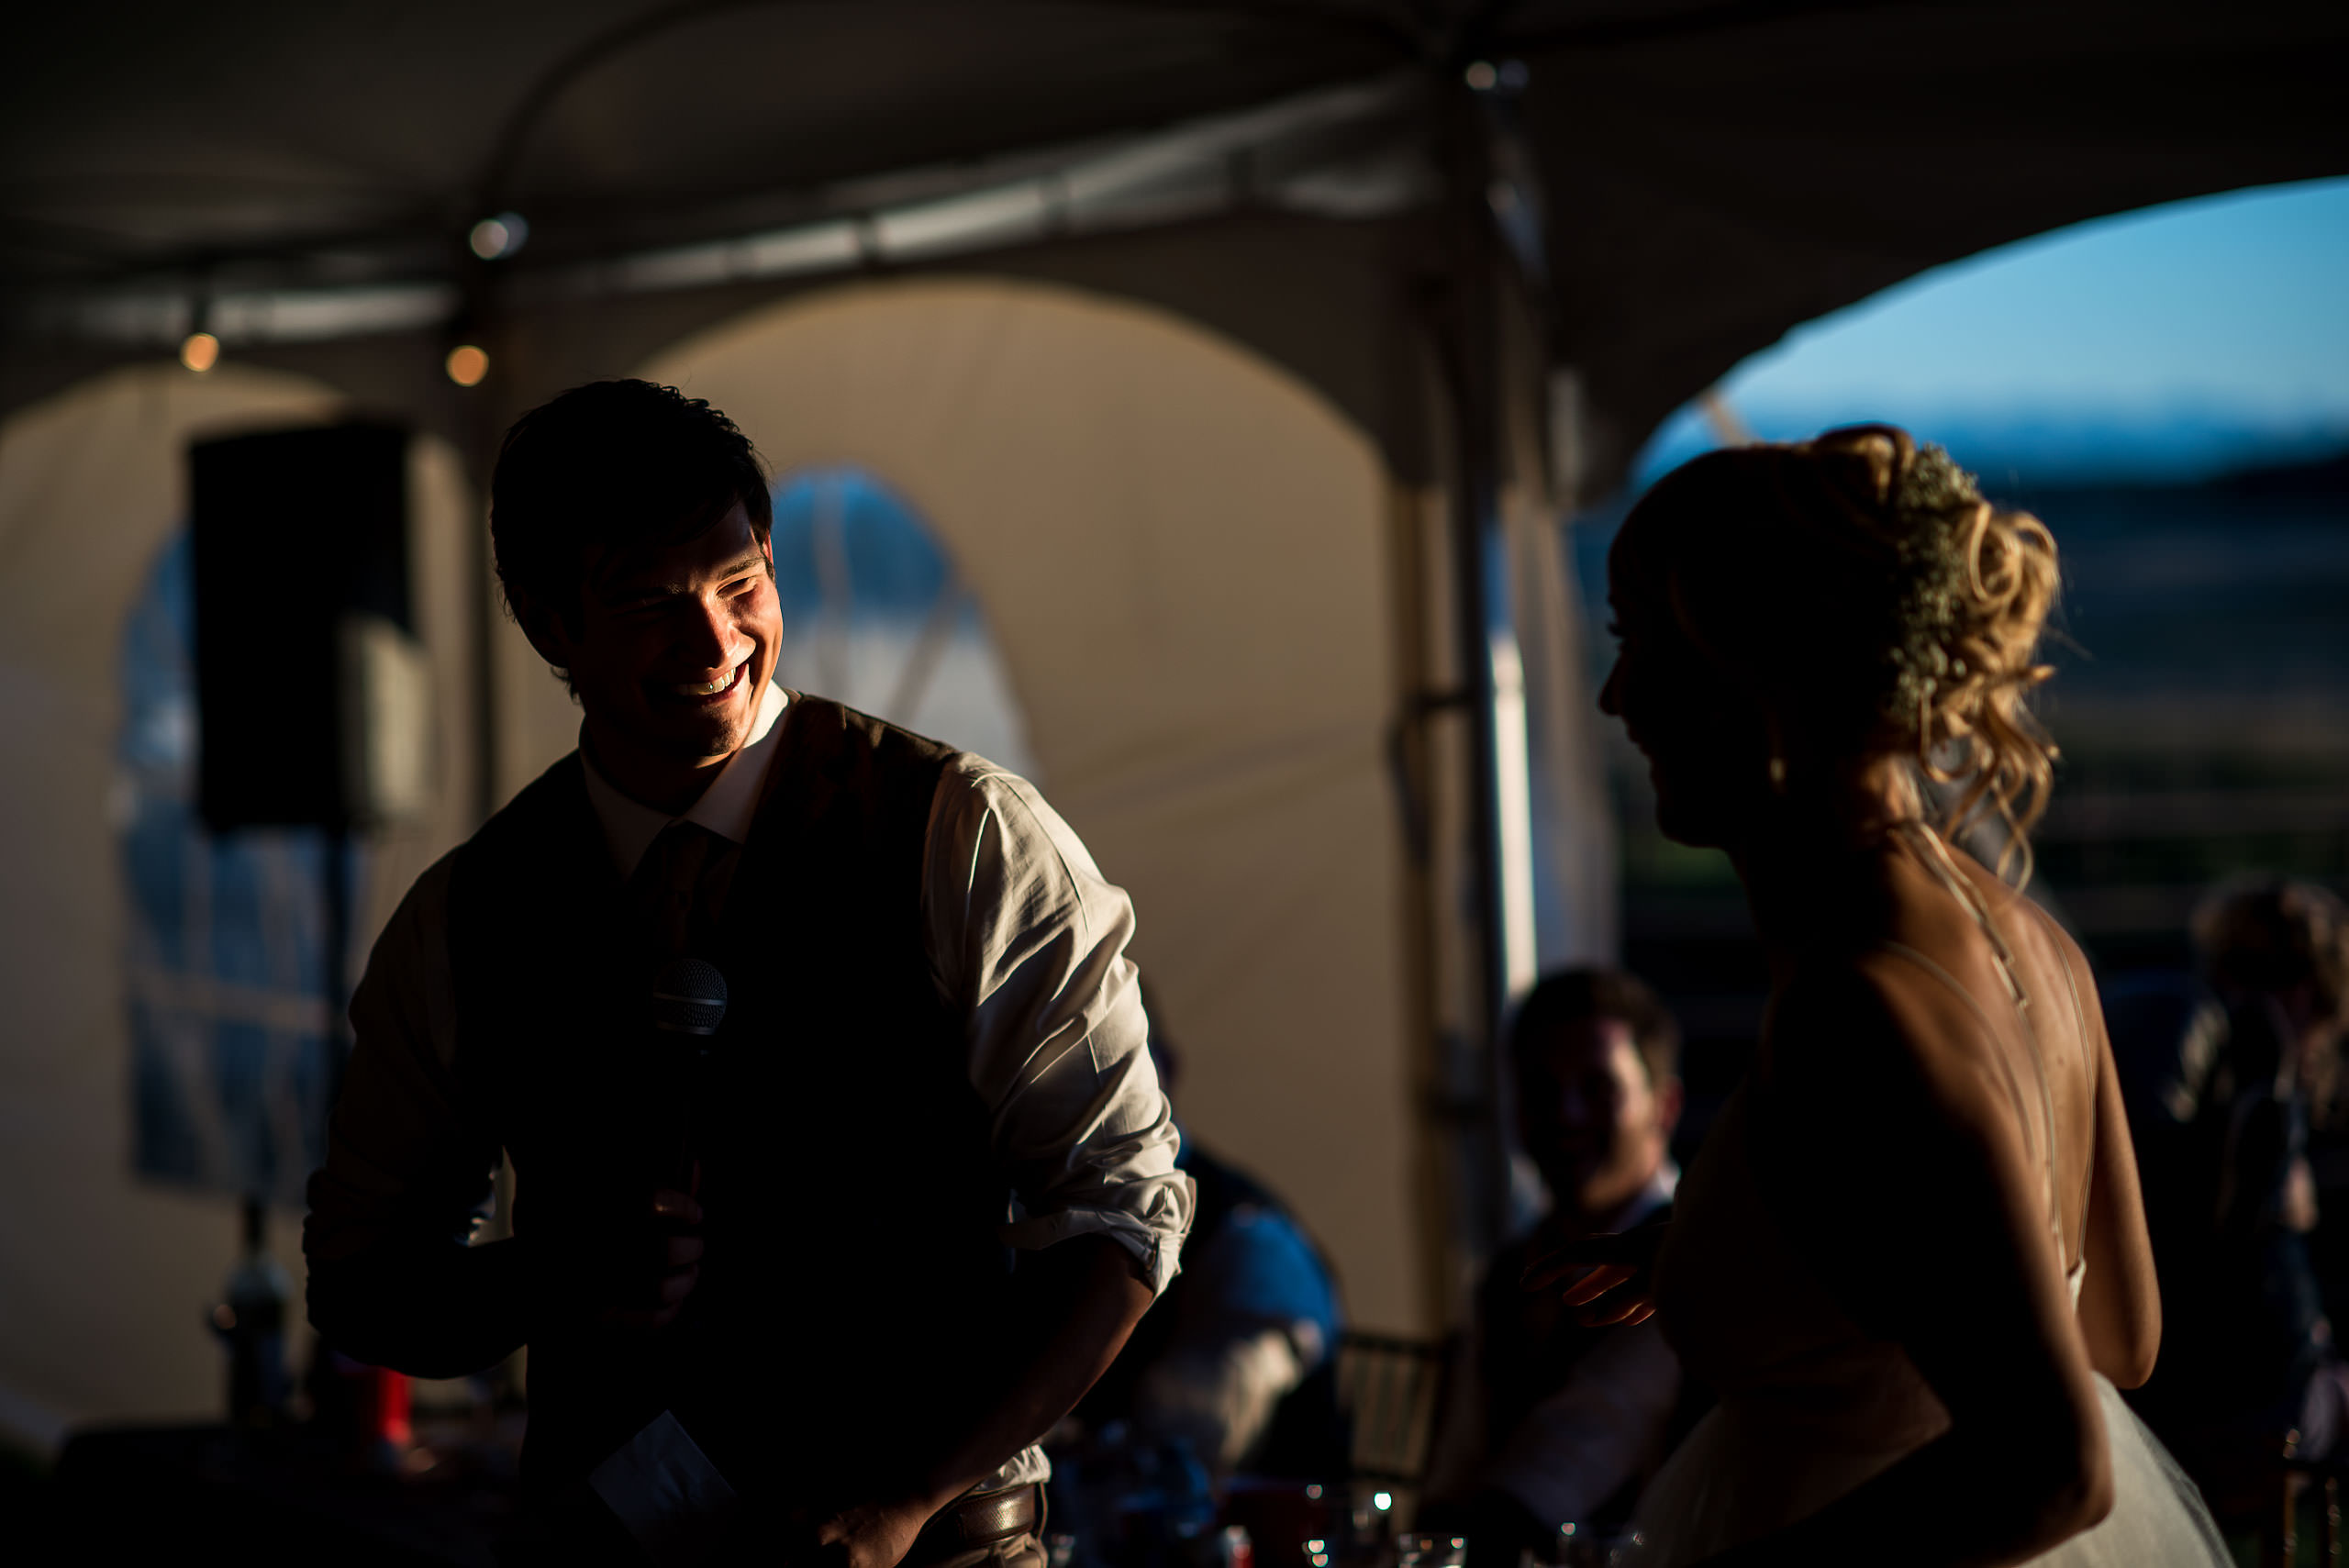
[1508, 490, 1617, 973]
[0, 364, 482, 1449]
[631, 276, 1428, 1331]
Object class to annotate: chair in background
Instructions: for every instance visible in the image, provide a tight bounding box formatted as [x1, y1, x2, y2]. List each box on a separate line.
[1334, 1331, 1449, 1501]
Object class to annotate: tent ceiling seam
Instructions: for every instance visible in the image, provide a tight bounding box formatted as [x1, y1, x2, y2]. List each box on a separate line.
[474, 0, 1428, 217]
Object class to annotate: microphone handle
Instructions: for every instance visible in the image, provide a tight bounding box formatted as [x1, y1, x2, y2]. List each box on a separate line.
[669, 1046, 708, 1193]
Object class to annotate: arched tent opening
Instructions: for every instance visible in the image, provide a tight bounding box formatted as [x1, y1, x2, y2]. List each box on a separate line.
[0, 365, 484, 1440]
[763, 466, 1036, 776]
[629, 275, 1425, 1330]
[1568, 175, 2349, 1167]
[117, 528, 351, 1206]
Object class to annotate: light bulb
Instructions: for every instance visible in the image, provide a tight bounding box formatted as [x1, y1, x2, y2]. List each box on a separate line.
[445, 344, 490, 386]
[469, 211, 529, 261]
[181, 331, 220, 373]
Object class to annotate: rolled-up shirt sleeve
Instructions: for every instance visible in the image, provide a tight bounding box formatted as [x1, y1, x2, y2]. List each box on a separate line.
[923, 758, 1193, 1295]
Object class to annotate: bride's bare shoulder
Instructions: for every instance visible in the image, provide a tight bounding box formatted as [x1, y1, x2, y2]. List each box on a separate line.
[1771, 933, 2030, 1111]
[1933, 844, 2099, 1036]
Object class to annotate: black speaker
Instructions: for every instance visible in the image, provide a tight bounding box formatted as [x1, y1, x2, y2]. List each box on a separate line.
[189, 423, 430, 831]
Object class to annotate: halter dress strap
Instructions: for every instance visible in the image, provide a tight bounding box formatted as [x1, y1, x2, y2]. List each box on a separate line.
[2023, 894, 2101, 1266]
[1885, 822, 2086, 1304]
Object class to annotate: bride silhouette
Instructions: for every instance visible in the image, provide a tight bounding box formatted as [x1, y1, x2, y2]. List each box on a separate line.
[1534, 428, 2230, 1565]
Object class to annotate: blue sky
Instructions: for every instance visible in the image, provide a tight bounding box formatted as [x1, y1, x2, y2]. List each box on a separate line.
[1636, 175, 2349, 485]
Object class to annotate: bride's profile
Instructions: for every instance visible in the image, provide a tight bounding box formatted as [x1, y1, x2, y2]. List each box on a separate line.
[1541, 428, 2231, 1565]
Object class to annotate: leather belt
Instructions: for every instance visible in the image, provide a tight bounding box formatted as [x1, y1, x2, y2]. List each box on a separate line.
[907, 1483, 1044, 1561]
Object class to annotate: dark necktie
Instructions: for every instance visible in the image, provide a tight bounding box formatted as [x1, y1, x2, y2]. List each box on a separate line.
[626, 820, 728, 962]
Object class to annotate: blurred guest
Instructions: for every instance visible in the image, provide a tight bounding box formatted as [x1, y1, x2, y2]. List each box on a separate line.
[1073, 995, 1345, 1485]
[2125, 875, 2349, 1457]
[1420, 968, 1688, 1559]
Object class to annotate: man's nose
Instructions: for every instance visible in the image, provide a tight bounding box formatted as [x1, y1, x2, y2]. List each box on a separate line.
[677, 595, 737, 668]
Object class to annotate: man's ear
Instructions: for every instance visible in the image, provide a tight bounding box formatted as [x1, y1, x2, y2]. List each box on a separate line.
[1655, 1077, 1685, 1139]
[506, 583, 577, 673]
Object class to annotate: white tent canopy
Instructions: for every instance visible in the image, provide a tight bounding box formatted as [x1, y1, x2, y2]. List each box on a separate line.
[0, 262, 1609, 1444]
[635, 278, 1418, 1326]
[1, 0, 2343, 1453]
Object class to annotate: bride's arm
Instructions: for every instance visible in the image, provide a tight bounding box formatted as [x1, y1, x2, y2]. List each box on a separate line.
[1708, 963, 2114, 1568]
[2069, 940, 2161, 1388]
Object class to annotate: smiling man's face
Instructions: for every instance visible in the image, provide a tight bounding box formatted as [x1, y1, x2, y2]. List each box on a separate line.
[525, 501, 780, 797]
[1516, 1015, 1679, 1222]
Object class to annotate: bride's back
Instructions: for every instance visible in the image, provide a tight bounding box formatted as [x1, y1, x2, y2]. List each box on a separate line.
[1601, 427, 2205, 1563]
[1872, 836, 2101, 1278]
[1654, 831, 2097, 1385]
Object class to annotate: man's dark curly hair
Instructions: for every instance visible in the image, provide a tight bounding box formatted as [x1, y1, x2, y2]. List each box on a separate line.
[490, 379, 771, 623]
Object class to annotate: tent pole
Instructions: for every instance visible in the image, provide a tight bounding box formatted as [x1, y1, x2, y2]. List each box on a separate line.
[467, 402, 501, 828]
[462, 250, 511, 829]
[1437, 70, 1519, 1276]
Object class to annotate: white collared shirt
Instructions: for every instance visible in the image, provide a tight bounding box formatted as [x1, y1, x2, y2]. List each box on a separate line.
[312, 678, 1191, 1488]
[1424, 1161, 1684, 1529]
[577, 679, 793, 881]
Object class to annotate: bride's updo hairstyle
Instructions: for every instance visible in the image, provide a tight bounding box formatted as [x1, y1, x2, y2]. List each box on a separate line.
[1612, 424, 2060, 878]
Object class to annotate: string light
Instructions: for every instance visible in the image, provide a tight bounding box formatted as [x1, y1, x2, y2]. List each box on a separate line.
[180, 331, 220, 373]
[468, 211, 529, 261]
[444, 344, 490, 386]
[1464, 59, 1527, 93]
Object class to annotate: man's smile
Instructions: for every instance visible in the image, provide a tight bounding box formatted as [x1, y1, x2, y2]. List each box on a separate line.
[666, 656, 750, 706]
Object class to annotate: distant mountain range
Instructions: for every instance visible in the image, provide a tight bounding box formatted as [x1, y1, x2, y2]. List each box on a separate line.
[1584, 414, 2349, 717]
[1633, 405, 2349, 492]
[2037, 444, 2349, 501]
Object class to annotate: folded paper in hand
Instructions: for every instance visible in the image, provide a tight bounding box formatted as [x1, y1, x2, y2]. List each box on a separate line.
[589, 1408, 739, 1567]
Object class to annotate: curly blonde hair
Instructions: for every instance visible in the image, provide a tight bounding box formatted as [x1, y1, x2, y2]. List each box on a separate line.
[1615, 424, 2062, 880]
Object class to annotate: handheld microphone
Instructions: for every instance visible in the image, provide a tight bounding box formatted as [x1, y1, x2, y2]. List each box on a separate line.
[652, 958, 728, 1040]
[652, 958, 728, 1188]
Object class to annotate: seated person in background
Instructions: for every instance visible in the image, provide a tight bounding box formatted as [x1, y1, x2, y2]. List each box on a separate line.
[1422, 968, 1688, 1561]
[2122, 875, 2349, 1459]
[1072, 993, 1346, 1485]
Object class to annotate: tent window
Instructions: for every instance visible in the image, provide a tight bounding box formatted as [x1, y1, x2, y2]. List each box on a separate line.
[117, 530, 348, 1204]
[769, 467, 1035, 776]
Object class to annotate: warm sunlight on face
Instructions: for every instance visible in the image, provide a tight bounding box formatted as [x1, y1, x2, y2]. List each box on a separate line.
[556, 502, 781, 773]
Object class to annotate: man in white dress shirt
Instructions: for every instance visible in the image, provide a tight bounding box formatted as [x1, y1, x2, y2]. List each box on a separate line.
[305, 380, 1191, 1567]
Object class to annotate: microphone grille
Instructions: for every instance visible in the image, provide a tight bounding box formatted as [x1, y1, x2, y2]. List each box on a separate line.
[651, 957, 729, 1037]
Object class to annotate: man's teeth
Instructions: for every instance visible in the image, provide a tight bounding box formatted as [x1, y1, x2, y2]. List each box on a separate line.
[676, 666, 740, 696]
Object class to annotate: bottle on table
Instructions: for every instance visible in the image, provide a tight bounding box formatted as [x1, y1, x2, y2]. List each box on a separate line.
[210, 1195, 293, 1427]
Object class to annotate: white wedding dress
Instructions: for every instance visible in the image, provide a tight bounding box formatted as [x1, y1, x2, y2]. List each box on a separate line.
[1631, 833, 2231, 1566]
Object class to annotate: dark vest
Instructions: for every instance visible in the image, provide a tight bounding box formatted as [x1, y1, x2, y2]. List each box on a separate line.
[447, 696, 1011, 1494]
